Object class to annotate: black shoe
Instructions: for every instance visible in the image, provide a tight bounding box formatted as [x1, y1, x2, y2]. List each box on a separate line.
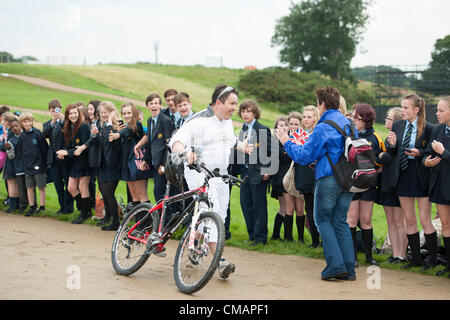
[101, 223, 119, 231]
[96, 218, 110, 227]
[25, 207, 36, 217]
[420, 261, 438, 272]
[71, 214, 88, 224]
[386, 256, 396, 263]
[436, 267, 449, 276]
[393, 257, 406, 264]
[6, 206, 16, 213]
[321, 272, 348, 281]
[309, 243, 320, 249]
[366, 257, 379, 266]
[250, 240, 267, 246]
[35, 206, 45, 214]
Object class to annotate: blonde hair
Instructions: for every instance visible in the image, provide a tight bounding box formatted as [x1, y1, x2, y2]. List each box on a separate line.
[302, 105, 320, 130]
[288, 111, 303, 126]
[99, 101, 121, 130]
[440, 96, 450, 109]
[402, 94, 426, 140]
[121, 102, 139, 133]
[2, 112, 17, 123]
[339, 95, 347, 115]
[387, 107, 402, 121]
[18, 112, 33, 129]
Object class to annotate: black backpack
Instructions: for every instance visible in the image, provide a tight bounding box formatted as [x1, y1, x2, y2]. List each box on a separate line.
[324, 120, 378, 193]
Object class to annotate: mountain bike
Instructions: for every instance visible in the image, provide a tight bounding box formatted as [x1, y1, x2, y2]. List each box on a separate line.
[111, 154, 245, 294]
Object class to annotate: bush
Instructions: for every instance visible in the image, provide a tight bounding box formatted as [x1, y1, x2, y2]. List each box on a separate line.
[238, 67, 375, 113]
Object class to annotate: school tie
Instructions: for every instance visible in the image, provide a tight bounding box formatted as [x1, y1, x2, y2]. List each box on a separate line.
[51, 124, 60, 152]
[151, 119, 156, 136]
[178, 118, 184, 129]
[170, 114, 175, 125]
[400, 123, 413, 171]
[242, 124, 249, 165]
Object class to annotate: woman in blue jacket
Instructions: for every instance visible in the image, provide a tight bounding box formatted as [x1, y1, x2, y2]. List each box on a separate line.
[276, 86, 356, 281]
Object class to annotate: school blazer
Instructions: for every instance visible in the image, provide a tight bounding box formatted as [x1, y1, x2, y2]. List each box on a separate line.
[42, 119, 66, 165]
[64, 123, 91, 172]
[144, 113, 175, 170]
[386, 120, 434, 190]
[379, 138, 397, 193]
[85, 121, 102, 168]
[422, 123, 450, 200]
[238, 120, 272, 185]
[92, 124, 121, 169]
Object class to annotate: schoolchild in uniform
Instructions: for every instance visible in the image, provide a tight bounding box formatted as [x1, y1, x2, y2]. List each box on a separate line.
[17, 112, 49, 216]
[295, 106, 321, 248]
[1, 117, 24, 212]
[42, 99, 74, 214]
[56, 104, 92, 224]
[109, 102, 151, 206]
[386, 94, 436, 269]
[92, 101, 122, 230]
[376, 107, 408, 264]
[87, 100, 101, 211]
[347, 103, 382, 266]
[270, 116, 289, 240]
[161, 89, 181, 126]
[174, 92, 195, 129]
[284, 112, 306, 242]
[134, 94, 174, 205]
[423, 96, 450, 277]
[238, 100, 272, 246]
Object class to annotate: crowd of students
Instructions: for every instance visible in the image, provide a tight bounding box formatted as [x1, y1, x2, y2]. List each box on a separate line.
[1, 87, 449, 280]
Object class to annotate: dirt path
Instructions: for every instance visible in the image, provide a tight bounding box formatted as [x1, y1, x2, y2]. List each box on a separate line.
[4, 74, 243, 127]
[0, 211, 449, 300]
[7, 74, 146, 107]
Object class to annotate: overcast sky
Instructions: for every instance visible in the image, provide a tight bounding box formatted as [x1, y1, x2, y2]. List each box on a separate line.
[1, 0, 449, 69]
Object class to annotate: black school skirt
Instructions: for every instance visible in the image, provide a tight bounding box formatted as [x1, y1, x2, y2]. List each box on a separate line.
[376, 189, 401, 207]
[396, 159, 428, 197]
[352, 186, 377, 202]
[429, 174, 450, 205]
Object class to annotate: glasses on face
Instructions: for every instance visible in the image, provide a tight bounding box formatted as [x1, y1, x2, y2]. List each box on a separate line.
[385, 117, 393, 121]
[353, 116, 363, 122]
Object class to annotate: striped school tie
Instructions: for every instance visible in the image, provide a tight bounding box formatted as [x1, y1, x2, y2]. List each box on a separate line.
[400, 123, 413, 171]
[242, 124, 250, 165]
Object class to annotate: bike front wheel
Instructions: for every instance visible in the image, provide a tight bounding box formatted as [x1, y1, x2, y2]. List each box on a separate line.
[111, 202, 153, 276]
[173, 211, 225, 294]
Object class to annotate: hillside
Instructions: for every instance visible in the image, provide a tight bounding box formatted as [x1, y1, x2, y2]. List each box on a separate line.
[0, 63, 388, 136]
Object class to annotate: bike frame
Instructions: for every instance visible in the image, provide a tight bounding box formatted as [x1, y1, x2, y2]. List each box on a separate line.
[125, 183, 209, 249]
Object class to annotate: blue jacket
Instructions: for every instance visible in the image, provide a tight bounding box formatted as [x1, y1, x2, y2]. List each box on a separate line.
[283, 109, 357, 181]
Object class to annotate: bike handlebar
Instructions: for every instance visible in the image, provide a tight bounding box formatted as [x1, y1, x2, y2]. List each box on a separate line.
[178, 148, 246, 187]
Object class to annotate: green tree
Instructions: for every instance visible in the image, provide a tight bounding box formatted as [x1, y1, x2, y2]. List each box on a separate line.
[271, 0, 371, 81]
[419, 35, 450, 95]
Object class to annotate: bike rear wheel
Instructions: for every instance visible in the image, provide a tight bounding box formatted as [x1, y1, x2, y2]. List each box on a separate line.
[111, 202, 154, 276]
[173, 211, 225, 294]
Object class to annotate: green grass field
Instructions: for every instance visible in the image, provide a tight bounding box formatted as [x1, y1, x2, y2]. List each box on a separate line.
[0, 62, 442, 278]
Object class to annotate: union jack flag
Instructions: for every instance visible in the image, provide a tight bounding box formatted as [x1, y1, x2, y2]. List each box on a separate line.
[289, 128, 309, 146]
